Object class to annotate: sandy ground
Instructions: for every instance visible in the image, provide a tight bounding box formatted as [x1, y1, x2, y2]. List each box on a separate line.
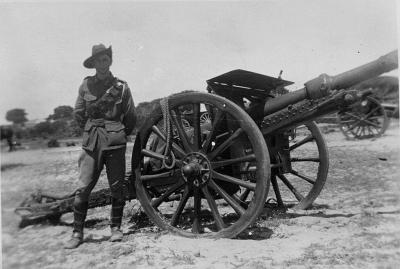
[1, 122, 400, 269]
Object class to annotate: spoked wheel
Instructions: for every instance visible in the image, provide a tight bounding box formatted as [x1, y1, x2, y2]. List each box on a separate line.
[337, 96, 389, 139]
[270, 122, 329, 210]
[133, 92, 270, 238]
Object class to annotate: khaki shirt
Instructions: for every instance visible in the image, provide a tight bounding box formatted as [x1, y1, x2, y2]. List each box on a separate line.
[74, 74, 136, 151]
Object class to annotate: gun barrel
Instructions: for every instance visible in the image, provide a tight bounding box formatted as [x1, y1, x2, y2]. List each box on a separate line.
[263, 50, 398, 116]
[330, 50, 398, 90]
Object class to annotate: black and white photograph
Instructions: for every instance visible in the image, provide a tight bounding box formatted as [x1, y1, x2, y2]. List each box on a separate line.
[1, 0, 399, 268]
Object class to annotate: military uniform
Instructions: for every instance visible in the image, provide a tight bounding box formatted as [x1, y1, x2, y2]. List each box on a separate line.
[70, 73, 136, 246]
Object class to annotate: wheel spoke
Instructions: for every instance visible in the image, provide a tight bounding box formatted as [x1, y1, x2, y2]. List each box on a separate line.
[140, 170, 178, 181]
[192, 103, 201, 150]
[361, 118, 381, 128]
[211, 154, 256, 169]
[361, 126, 367, 137]
[271, 175, 284, 207]
[359, 126, 364, 137]
[364, 106, 381, 118]
[290, 169, 315, 184]
[141, 149, 166, 161]
[151, 181, 185, 208]
[202, 109, 224, 152]
[170, 186, 190, 227]
[213, 171, 256, 191]
[367, 125, 375, 136]
[339, 119, 357, 124]
[372, 124, 381, 134]
[192, 188, 201, 233]
[277, 174, 304, 201]
[151, 125, 186, 157]
[290, 157, 320, 162]
[208, 179, 245, 216]
[347, 120, 362, 132]
[171, 109, 193, 152]
[368, 115, 383, 120]
[289, 135, 314, 151]
[344, 111, 363, 121]
[202, 186, 225, 231]
[239, 188, 251, 202]
[208, 128, 244, 160]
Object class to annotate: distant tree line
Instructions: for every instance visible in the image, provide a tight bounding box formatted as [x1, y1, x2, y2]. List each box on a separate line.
[4, 97, 169, 140]
[4, 106, 82, 139]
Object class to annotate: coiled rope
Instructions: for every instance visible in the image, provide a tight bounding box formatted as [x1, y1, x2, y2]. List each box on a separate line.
[160, 97, 176, 169]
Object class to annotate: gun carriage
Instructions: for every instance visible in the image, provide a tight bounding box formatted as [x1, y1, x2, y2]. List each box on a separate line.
[16, 51, 398, 239]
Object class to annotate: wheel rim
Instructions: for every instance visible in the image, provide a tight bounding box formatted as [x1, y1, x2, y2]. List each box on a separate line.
[134, 92, 270, 238]
[338, 96, 389, 139]
[269, 122, 329, 210]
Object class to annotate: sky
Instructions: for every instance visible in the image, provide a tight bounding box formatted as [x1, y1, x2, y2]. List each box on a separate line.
[0, 0, 398, 125]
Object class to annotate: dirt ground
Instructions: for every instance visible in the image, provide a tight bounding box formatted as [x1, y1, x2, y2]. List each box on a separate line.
[1, 122, 400, 269]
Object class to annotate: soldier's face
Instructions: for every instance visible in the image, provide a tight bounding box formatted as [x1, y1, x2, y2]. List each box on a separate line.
[94, 54, 112, 75]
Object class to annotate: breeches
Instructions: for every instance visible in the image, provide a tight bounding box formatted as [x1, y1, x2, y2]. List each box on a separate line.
[76, 147, 126, 202]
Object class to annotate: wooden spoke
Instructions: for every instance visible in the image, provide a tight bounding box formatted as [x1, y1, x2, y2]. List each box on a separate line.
[170, 186, 190, 227]
[361, 118, 381, 128]
[215, 131, 230, 140]
[368, 115, 384, 120]
[140, 170, 178, 181]
[192, 103, 201, 150]
[208, 179, 245, 216]
[192, 188, 201, 233]
[290, 169, 315, 184]
[277, 174, 304, 202]
[367, 125, 375, 136]
[364, 106, 381, 118]
[170, 110, 193, 152]
[289, 135, 314, 151]
[213, 171, 256, 191]
[271, 175, 284, 207]
[344, 111, 363, 121]
[151, 125, 186, 157]
[202, 186, 225, 230]
[202, 109, 224, 152]
[290, 157, 320, 162]
[151, 181, 185, 208]
[361, 126, 366, 137]
[142, 149, 166, 161]
[354, 125, 362, 137]
[340, 120, 357, 124]
[346, 120, 362, 132]
[239, 189, 251, 202]
[211, 154, 256, 169]
[208, 128, 244, 160]
[357, 125, 364, 137]
[371, 125, 380, 133]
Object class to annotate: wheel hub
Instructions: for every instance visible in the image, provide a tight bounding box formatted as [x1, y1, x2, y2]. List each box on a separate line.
[181, 152, 211, 187]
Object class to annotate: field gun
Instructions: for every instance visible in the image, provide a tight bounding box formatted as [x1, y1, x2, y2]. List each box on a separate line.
[16, 50, 398, 239]
[336, 75, 399, 139]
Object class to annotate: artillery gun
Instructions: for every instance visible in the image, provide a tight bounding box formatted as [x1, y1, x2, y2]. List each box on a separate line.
[16, 50, 398, 239]
[336, 76, 399, 139]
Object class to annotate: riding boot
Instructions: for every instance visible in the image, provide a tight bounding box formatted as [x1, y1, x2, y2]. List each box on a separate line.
[109, 198, 125, 242]
[64, 200, 88, 249]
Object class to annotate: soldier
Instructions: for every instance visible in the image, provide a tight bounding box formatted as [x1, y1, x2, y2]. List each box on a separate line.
[65, 44, 136, 249]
